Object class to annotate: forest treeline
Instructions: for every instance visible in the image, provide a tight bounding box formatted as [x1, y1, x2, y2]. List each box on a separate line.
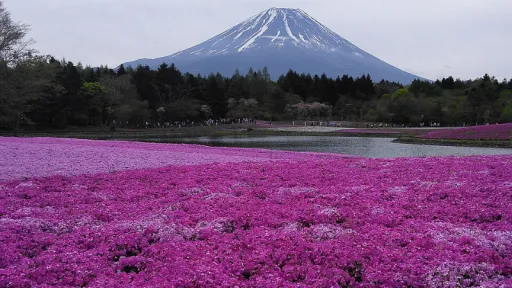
[1, 1, 511, 135]
[3, 59, 512, 132]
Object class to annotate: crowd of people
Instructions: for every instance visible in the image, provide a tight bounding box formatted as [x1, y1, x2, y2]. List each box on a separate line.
[106, 118, 258, 129]
[106, 118, 495, 131]
[203, 118, 256, 126]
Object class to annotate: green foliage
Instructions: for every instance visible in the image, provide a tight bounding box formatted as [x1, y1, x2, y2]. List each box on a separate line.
[0, 56, 58, 134]
[409, 79, 442, 96]
[392, 88, 409, 100]
[501, 105, 512, 122]
[75, 82, 105, 126]
[499, 90, 512, 101]
[81, 82, 105, 95]
[3, 56, 511, 131]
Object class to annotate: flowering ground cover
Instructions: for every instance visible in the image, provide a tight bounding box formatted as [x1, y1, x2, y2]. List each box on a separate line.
[0, 137, 339, 181]
[419, 123, 512, 140]
[1, 137, 511, 287]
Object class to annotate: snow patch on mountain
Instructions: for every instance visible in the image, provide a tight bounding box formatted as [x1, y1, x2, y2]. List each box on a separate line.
[167, 7, 364, 58]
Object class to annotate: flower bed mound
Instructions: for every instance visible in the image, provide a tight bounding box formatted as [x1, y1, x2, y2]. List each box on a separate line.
[1, 155, 511, 287]
[419, 123, 512, 140]
[0, 137, 344, 181]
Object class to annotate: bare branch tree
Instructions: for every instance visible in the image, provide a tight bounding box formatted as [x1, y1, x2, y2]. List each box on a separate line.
[151, 83, 193, 108]
[0, 1, 37, 66]
[100, 74, 149, 125]
[0, 0, 56, 135]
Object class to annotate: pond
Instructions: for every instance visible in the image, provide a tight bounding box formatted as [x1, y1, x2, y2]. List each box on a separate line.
[138, 136, 512, 158]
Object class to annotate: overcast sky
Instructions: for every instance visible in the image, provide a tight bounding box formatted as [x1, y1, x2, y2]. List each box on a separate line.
[5, 0, 511, 80]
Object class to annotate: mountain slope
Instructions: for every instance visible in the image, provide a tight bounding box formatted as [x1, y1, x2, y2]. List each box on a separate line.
[122, 8, 423, 83]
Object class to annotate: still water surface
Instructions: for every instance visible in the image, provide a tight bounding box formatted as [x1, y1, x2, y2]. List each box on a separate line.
[145, 136, 512, 158]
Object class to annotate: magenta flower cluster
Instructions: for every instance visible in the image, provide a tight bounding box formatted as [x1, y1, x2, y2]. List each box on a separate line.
[0, 137, 511, 287]
[420, 123, 512, 140]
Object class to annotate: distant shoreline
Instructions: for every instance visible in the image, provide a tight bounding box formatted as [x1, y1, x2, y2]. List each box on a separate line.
[2, 124, 511, 148]
[393, 136, 511, 148]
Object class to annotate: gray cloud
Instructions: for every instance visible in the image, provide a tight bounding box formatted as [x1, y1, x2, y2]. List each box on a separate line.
[5, 0, 511, 80]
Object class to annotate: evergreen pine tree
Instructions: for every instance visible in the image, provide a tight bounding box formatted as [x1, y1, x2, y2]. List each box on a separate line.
[117, 64, 126, 76]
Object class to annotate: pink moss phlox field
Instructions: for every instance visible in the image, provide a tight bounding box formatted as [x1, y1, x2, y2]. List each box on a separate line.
[1, 143, 511, 287]
[0, 137, 343, 181]
[420, 123, 512, 140]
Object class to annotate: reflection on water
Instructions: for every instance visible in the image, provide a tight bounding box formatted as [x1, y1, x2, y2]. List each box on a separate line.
[138, 136, 512, 158]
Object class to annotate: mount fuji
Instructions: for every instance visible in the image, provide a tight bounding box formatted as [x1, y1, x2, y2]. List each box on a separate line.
[121, 8, 423, 84]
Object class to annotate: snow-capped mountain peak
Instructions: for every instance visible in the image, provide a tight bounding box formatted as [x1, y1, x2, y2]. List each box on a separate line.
[172, 7, 363, 58]
[121, 8, 423, 84]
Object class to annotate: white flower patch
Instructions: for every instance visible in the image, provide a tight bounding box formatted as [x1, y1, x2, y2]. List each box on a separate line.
[427, 222, 512, 254]
[92, 192, 109, 201]
[229, 181, 249, 189]
[116, 214, 168, 232]
[502, 182, 512, 187]
[309, 224, 353, 240]
[371, 207, 385, 215]
[116, 214, 196, 242]
[212, 218, 236, 233]
[388, 186, 407, 193]
[0, 217, 60, 233]
[273, 187, 319, 204]
[278, 187, 318, 194]
[71, 184, 88, 191]
[419, 181, 437, 189]
[428, 222, 478, 242]
[203, 193, 236, 201]
[180, 187, 205, 195]
[15, 181, 38, 189]
[444, 180, 464, 188]
[425, 262, 504, 288]
[167, 204, 181, 211]
[199, 217, 236, 234]
[72, 216, 95, 227]
[281, 222, 304, 234]
[478, 169, 490, 175]
[154, 224, 181, 241]
[13, 207, 43, 217]
[0, 217, 37, 229]
[318, 208, 339, 217]
[486, 230, 512, 253]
